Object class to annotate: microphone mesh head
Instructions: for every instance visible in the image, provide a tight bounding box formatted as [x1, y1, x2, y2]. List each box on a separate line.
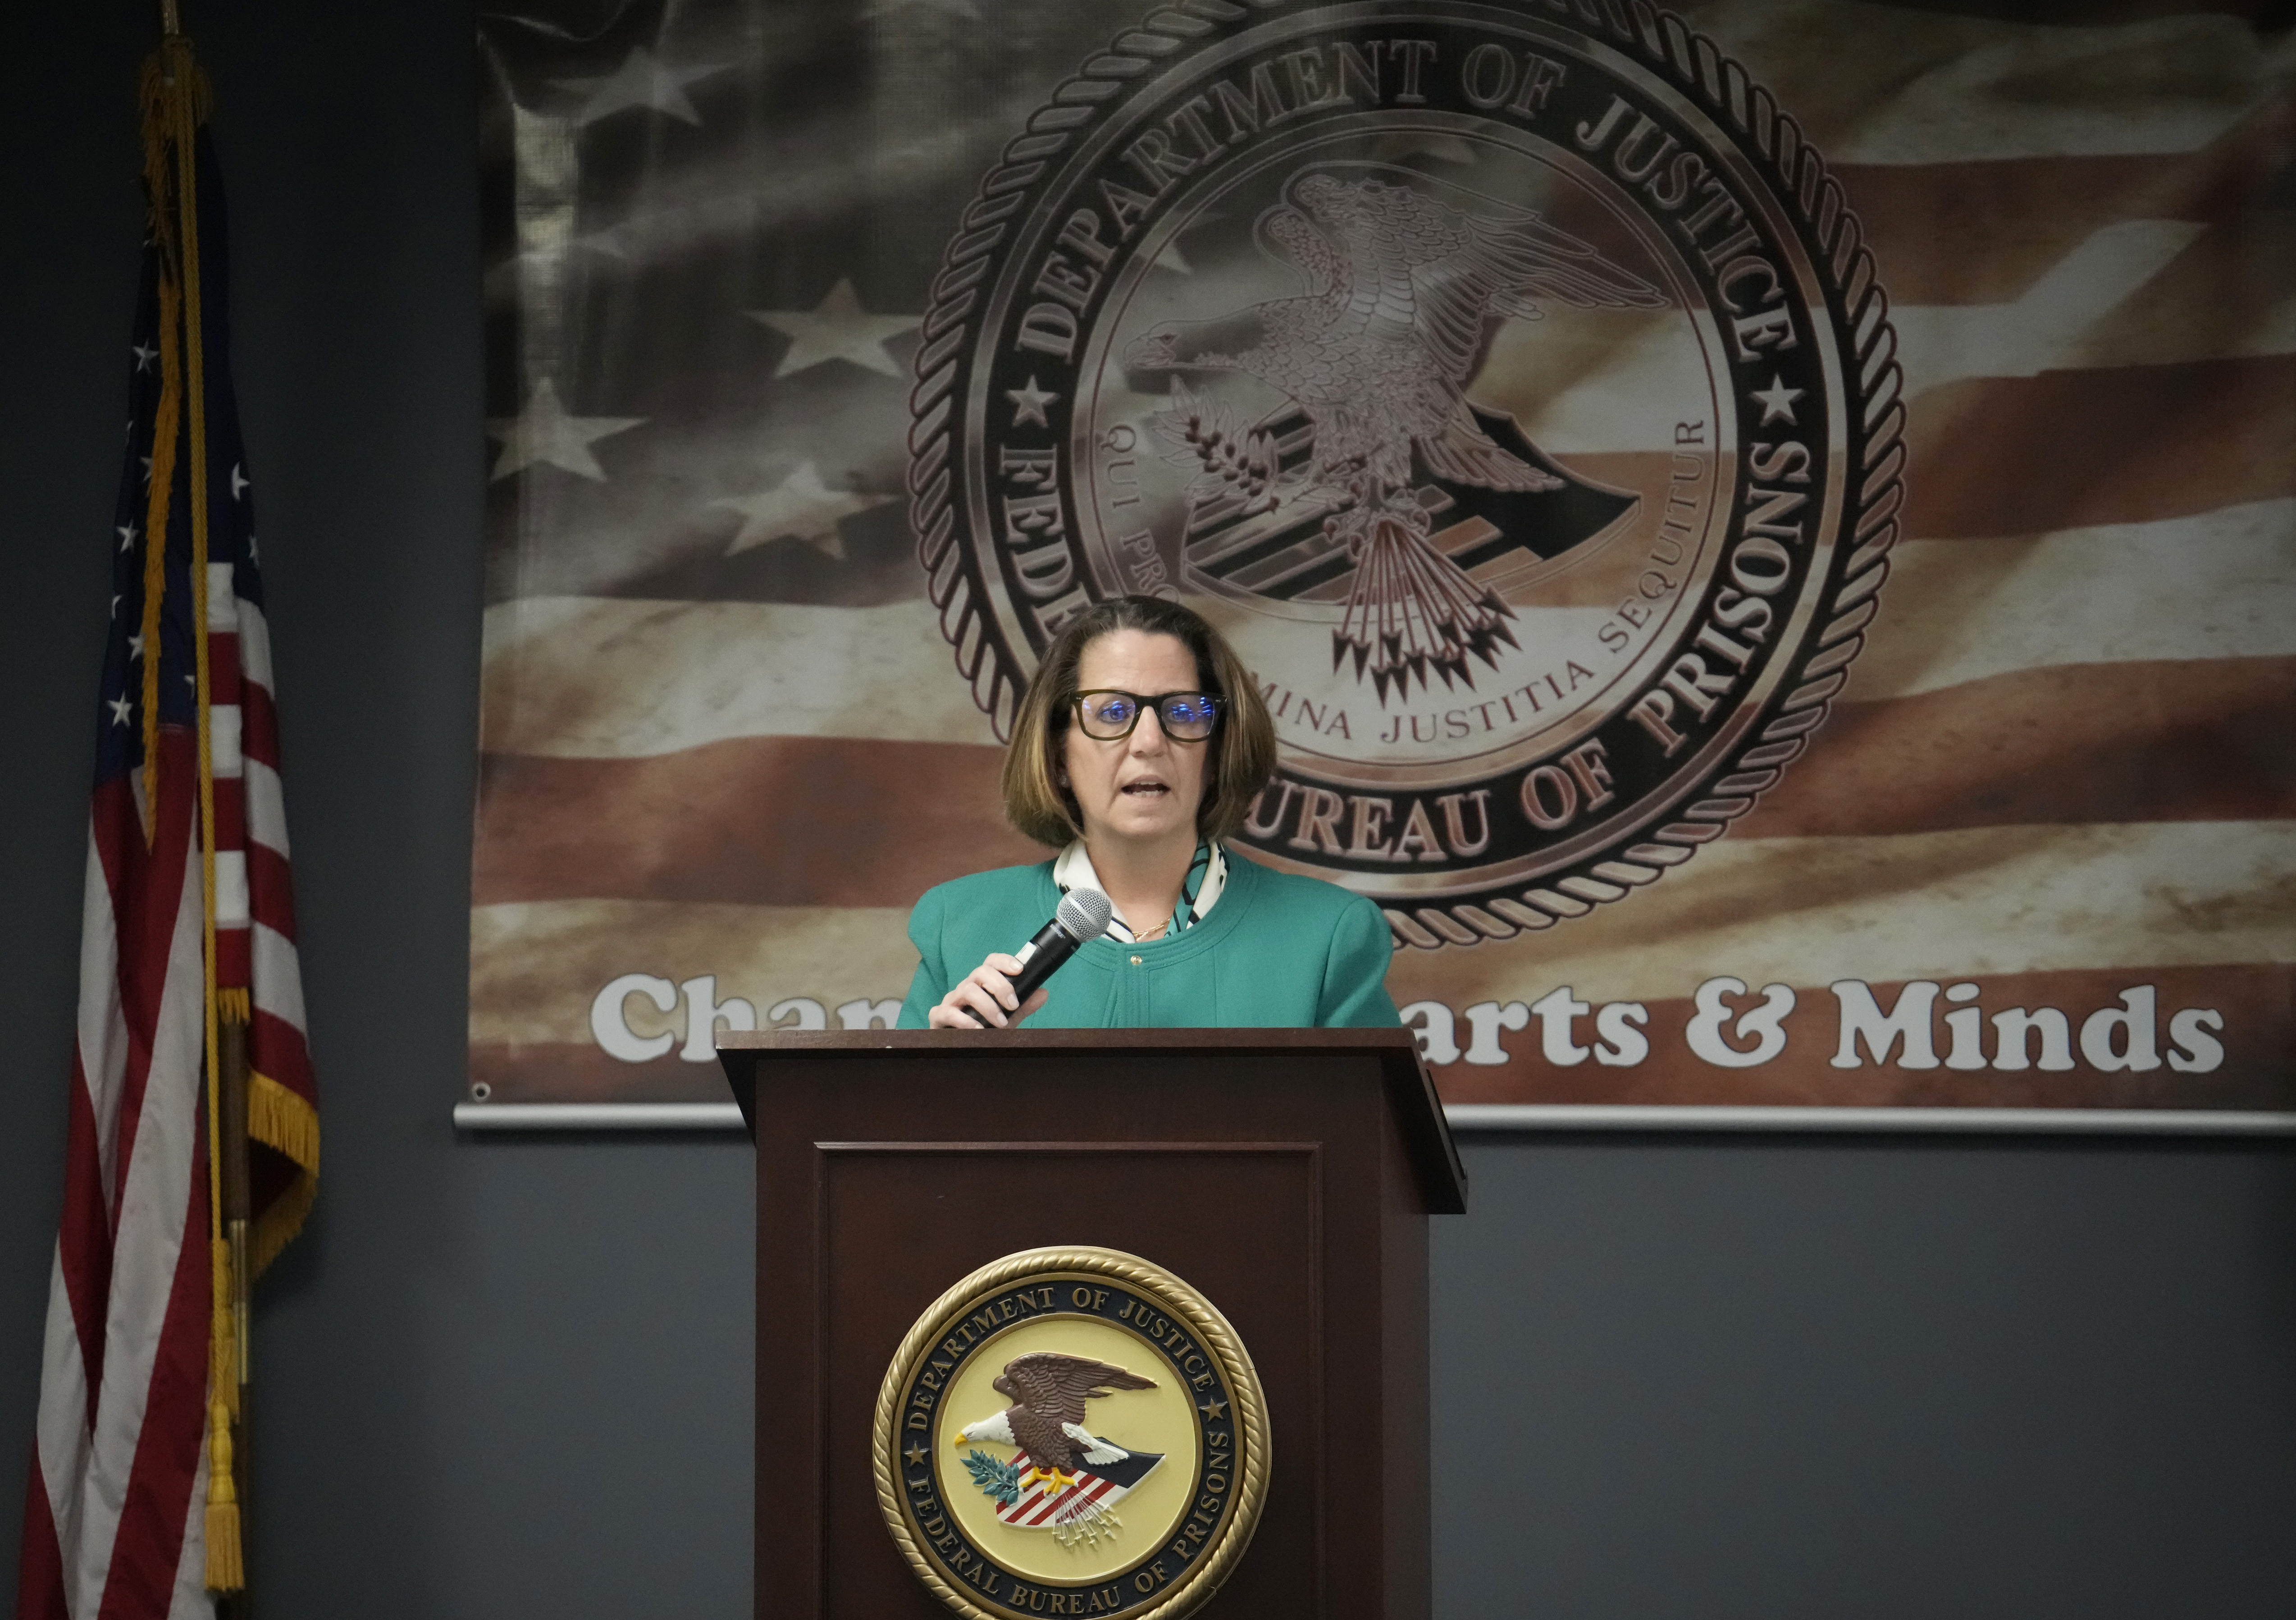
[1057, 887, 1114, 942]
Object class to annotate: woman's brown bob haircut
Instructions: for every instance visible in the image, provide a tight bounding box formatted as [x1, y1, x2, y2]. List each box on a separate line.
[1002, 596, 1276, 847]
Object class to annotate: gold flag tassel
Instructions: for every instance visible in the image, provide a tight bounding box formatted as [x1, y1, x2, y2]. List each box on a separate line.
[246, 1065, 320, 1276]
[202, 1397, 242, 1593]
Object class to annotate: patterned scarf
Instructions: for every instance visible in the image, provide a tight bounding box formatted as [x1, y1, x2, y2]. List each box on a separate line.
[1052, 839, 1227, 943]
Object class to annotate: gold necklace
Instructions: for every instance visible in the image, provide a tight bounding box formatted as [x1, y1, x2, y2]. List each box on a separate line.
[1133, 920, 1171, 942]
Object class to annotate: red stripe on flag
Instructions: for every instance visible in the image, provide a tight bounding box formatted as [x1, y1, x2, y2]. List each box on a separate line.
[215, 926, 251, 988]
[469, 736, 1039, 909]
[92, 1138, 210, 1620]
[205, 630, 241, 705]
[245, 839, 299, 942]
[210, 775, 245, 858]
[58, 1054, 114, 1431]
[1735, 659, 2296, 839]
[1906, 355, 2295, 538]
[238, 675, 279, 772]
[1834, 103, 2286, 304]
[250, 1005, 316, 1102]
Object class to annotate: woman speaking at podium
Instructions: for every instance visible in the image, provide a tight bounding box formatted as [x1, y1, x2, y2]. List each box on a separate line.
[899, 596, 1400, 1030]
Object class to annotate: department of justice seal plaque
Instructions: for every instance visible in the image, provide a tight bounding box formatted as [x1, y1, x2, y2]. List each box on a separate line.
[874, 1249, 1270, 1619]
[910, 0, 1903, 947]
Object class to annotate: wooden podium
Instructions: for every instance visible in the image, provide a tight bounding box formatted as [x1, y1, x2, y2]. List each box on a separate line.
[720, 1027, 1465, 1619]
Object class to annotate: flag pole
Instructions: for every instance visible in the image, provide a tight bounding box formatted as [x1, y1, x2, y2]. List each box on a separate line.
[142, 17, 247, 1594]
[219, 1015, 254, 1620]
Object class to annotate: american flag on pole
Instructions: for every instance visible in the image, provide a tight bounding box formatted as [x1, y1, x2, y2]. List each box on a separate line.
[17, 36, 318, 1620]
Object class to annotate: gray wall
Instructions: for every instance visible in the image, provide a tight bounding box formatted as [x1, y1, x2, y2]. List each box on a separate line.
[2, 4, 2290, 1616]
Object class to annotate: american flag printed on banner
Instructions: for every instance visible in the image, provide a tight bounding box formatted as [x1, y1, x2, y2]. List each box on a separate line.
[467, 0, 2292, 1113]
[17, 45, 318, 1620]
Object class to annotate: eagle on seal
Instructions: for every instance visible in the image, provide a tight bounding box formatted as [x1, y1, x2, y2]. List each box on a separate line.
[953, 1351, 1156, 1499]
[1127, 169, 1665, 700]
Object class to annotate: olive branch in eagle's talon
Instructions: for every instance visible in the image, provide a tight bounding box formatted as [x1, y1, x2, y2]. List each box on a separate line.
[961, 1448, 1022, 1508]
[1150, 381, 1285, 514]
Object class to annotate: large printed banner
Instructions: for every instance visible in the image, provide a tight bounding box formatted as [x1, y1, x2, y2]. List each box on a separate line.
[471, 0, 2293, 1114]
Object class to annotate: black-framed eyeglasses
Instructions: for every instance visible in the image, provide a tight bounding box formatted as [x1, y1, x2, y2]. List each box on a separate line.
[1070, 690, 1223, 742]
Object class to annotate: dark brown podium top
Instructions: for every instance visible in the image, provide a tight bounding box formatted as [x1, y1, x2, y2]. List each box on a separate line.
[718, 1026, 1465, 1214]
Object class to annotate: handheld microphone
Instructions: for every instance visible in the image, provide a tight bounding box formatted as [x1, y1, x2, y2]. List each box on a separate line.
[1006, 887, 1114, 1004]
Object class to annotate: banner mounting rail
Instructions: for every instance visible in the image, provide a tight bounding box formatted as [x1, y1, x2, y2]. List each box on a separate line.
[449, 1102, 2296, 1136]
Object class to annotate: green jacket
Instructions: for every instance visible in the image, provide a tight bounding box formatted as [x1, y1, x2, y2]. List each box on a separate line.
[897, 850, 1401, 1030]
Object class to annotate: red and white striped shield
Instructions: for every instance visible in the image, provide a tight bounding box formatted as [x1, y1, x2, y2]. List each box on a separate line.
[991, 1446, 1164, 1532]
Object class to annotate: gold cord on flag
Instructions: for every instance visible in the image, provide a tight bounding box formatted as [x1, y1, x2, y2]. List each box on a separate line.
[141, 28, 246, 1594]
[132, 49, 199, 846]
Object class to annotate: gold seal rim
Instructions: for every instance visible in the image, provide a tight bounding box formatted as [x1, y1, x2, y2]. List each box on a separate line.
[873, 1246, 1271, 1620]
